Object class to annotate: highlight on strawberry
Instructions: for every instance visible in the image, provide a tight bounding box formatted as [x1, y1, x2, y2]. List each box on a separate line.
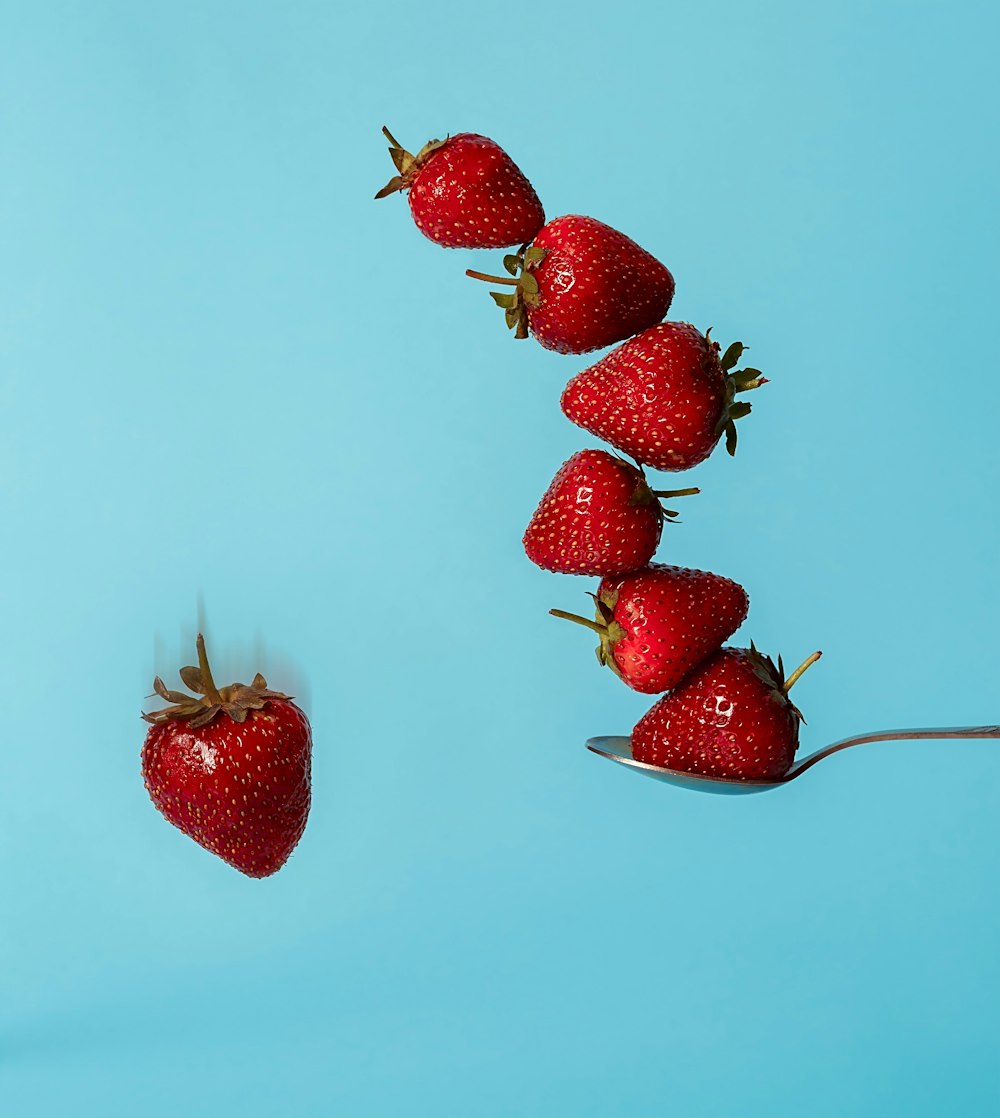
[561, 322, 767, 471]
[142, 633, 312, 878]
[522, 448, 698, 576]
[465, 214, 675, 354]
[374, 126, 545, 249]
[631, 644, 822, 781]
[549, 564, 749, 694]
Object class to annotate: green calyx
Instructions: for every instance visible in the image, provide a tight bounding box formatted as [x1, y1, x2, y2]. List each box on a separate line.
[374, 125, 448, 200]
[549, 590, 628, 680]
[745, 642, 822, 724]
[465, 245, 548, 339]
[627, 471, 700, 523]
[706, 330, 769, 456]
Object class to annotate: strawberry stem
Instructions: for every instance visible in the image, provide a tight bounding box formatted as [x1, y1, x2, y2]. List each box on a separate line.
[465, 269, 519, 286]
[381, 125, 403, 149]
[784, 651, 822, 692]
[651, 487, 700, 499]
[196, 633, 224, 706]
[549, 608, 607, 636]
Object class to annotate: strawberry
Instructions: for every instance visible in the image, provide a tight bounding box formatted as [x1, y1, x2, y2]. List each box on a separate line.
[561, 322, 767, 470]
[632, 645, 822, 781]
[550, 564, 749, 693]
[466, 215, 674, 354]
[374, 127, 544, 249]
[142, 634, 311, 878]
[522, 449, 698, 576]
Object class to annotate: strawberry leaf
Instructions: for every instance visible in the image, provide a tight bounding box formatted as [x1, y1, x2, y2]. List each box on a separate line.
[179, 665, 205, 693]
[374, 175, 407, 200]
[594, 597, 616, 625]
[733, 367, 764, 388]
[720, 342, 744, 371]
[153, 677, 191, 705]
[188, 704, 222, 729]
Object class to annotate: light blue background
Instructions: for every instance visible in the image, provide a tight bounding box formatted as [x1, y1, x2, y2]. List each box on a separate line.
[3, 2, 999, 1114]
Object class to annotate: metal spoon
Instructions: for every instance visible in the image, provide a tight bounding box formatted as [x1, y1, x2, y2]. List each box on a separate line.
[586, 725, 1000, 795]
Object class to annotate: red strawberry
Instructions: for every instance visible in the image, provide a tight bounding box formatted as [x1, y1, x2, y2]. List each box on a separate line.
[562, 322, 767, 471]
[632, 645, 822, 781]
[522, 449, 698, 576]
[550, 564, 749, 693]
[466, 215, 674, 354]
[374, 127, 544, 249]
[142, 634, 311, 878]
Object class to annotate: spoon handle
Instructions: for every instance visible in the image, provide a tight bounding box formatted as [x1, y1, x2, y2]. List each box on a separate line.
[788, 725, 1000, 778]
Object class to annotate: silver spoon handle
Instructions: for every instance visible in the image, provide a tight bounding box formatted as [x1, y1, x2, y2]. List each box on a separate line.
[788, 725, 1000, 778]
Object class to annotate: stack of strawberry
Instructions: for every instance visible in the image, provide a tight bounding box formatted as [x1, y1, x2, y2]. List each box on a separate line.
[378, 127, 820, 782]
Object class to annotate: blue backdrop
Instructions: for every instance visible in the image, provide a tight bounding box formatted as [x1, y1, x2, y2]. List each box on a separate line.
[3, 2, 999, 1114]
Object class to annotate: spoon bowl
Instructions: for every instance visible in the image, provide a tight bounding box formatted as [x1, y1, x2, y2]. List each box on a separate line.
[586, 725, 1000, 794]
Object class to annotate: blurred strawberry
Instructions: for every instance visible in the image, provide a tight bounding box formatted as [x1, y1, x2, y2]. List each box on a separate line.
[142, 634, 311, 878]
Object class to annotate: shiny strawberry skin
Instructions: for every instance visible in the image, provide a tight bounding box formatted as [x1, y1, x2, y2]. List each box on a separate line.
[523, 449, 662, 576]
[632, 647, 799, 780]
[142, 700, 311, 878]
[599, 565, 749, 693]
[562, 322, 725, 471]
[526, 215, 674, 354]
[407, 133, 544, 249]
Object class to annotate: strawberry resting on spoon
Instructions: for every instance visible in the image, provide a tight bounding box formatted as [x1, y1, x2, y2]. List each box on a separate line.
[631, 644, 822, 781]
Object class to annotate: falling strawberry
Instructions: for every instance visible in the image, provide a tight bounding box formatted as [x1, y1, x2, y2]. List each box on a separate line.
[374, 127, 545, 249]
[561, 322, 767, 470]
[142, 634, 311, 878]
[550, 564, 749, 694]
[523, 449, 698, 576]
[632, 645, 822, 780]
[466, 215, 675, 354]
